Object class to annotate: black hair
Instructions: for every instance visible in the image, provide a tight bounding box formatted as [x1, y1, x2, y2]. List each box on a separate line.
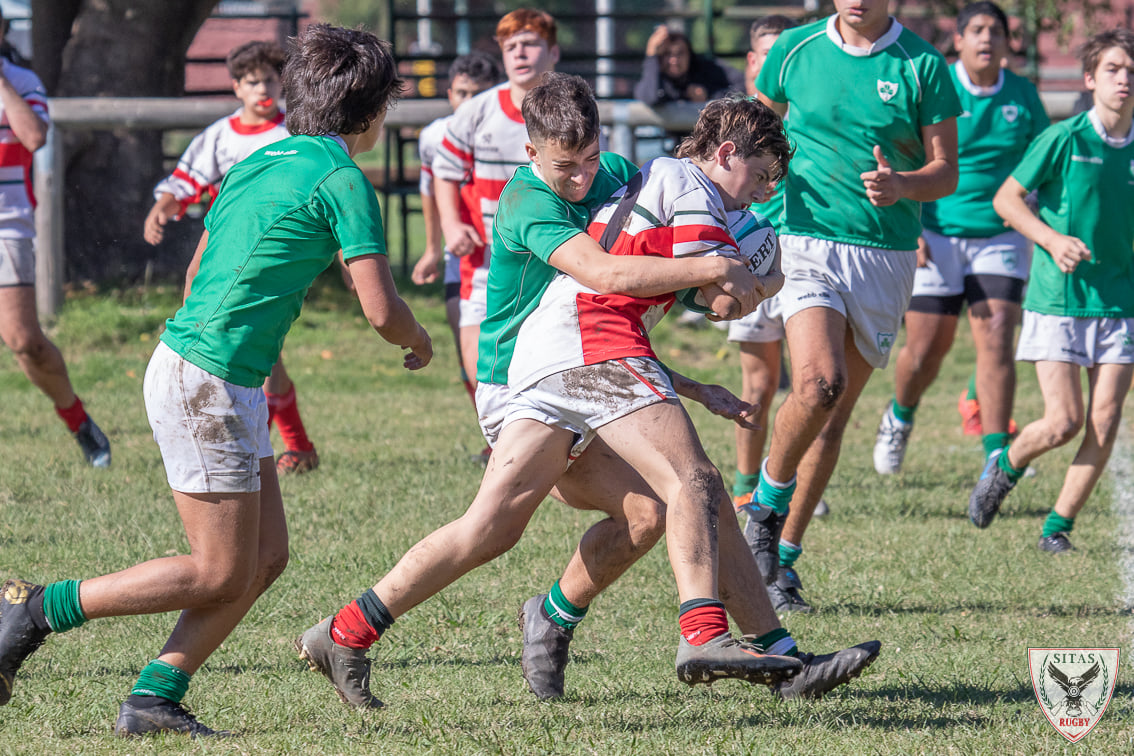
[956, 2, 1009, 37]
[448, 51, 503, 86]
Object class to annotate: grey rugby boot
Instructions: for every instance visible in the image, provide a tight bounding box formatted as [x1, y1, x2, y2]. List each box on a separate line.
[739, 499, 789, 586]
[968, 451, 1017, 528]
[295, 616, 383, 708]
[0, 579, 50, 706]
[767, 566, 813, 614]
[519, 594, 573, 700]
[772, 640, 881, 700]
[676, 633, 801, 687]
[1038, 532, 1075, 553]
[114, 697, 232, 738]
[74, 417, 111, 468]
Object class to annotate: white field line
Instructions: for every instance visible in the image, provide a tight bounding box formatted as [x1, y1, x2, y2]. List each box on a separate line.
[1110, 423, 1134, 621]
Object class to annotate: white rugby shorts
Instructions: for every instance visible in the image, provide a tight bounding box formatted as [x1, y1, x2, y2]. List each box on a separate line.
[777, 235, 917, 369]
[1016, 311, 1134, 367]
[477, 357, 677, 462]
[144, 342, 273, 493]
[913, 229, 1031, 298]
[727, 296, 784, 344]
[0, 238, 36, 287]
[458, 265, 489, 328]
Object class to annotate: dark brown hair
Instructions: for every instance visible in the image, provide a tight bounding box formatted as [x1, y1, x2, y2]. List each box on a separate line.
[522, 73, 599, 153]
[283, 24, 404, 136]
[226, 40, 286, 81]
[676, 96, 792, 181]
[748, 15, 795, 52]
[1079, 27, 1134, 76]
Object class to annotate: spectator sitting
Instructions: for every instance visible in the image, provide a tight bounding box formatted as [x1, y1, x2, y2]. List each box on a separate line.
[633, 25, 744, 106]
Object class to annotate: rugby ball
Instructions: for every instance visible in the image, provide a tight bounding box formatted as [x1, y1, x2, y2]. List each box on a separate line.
[677, 209, 778, 312]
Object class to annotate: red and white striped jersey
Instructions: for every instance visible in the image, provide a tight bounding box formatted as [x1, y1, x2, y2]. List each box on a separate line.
[432, 83, 529, 294]
[153, 108, 288, 217]
[0, 60, 47, 239]
[417, 114, 451, 198]
[506, 157, 739, 391]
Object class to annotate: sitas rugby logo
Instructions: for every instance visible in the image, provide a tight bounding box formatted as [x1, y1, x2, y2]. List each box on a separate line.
[1028, 648, 1119, 743]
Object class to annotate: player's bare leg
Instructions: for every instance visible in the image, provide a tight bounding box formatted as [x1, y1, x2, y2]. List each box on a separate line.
[781, 333, 874, 547]
[968, 298, 1020, 436]
[264, 357, 318, 473]
[764, 307, 851, 484]
[595, 400, 721, 601]
[518, 438, 667, 698]
[893, 310, 958, 409]
[0, 285, 110, 466]
[459, 325, 480, 393]
[295, 420, 573, 706]
[1045, 364, 1134, 540]
[1, 458, 288, 735]
[733, 340, 780, 506]
[0, 287, 77, 407]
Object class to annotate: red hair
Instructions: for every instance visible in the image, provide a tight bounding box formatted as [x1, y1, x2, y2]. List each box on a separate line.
[496, 9, 557, 48]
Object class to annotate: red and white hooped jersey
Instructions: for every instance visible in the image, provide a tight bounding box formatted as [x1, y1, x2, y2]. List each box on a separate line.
[0, 60, 47, 239]
[153, 108, 288, 217]
[432, 83, 530, 300]
[506, 157, 740, 391]
[417, 114, 451, 198]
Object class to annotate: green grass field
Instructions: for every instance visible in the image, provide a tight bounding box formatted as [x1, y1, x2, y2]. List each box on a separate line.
[0, 273, 1131, 754]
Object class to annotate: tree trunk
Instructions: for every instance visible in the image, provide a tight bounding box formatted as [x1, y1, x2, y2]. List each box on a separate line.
[33, 0, 220, 283]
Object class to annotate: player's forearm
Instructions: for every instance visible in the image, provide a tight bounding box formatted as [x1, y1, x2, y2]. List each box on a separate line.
[591, 254, 734, 297]
[369, 295, 428, 346]
[994, 179, 1057, 250]
[421, 192, 443, 255]
[434, 178, 464, 230]
[897, 157, 958, 203]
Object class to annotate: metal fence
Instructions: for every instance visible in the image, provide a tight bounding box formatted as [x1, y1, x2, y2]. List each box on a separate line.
[34, 91, 1081, 317]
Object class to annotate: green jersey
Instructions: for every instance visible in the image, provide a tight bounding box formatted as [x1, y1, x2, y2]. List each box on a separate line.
[757, 15, 961, 250]
[477, 152, 638, 386]
[923, 62, 1049, 238]
[162, 135, 387, 387]
[1012, 111, 1134, 317]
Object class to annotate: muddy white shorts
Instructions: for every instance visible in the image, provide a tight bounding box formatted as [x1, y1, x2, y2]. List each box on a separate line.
[728, 296, 785, 343]
[1016, 311, 1134, 367]
[0, 238, 35, 287]
[777, 235, 917, 369]
[144, 341, 273, 493]
[478, 357, 677, 462]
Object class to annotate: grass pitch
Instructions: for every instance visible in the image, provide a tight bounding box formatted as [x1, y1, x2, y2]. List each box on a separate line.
[0, 274, 1131, 754]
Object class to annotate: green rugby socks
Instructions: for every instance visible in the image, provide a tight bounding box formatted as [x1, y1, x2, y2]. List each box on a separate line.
[543, 581, 587, 631]
[130, 659, 191, 704]
[756, 461, 795, 516]
[1042, 511, 1075, 538]
[42, 579, 86, 633]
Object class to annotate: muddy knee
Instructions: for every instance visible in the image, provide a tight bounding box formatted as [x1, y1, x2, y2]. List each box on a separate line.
[798, 372, 846, 412]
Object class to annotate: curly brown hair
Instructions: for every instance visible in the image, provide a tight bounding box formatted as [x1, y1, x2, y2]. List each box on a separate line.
[675, 96, 792, 182]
